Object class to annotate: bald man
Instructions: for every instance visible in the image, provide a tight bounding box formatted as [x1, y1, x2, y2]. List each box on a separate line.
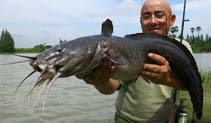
[82, 0, 193, 122]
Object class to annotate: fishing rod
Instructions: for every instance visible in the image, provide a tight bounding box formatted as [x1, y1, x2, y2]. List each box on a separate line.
[173, 0, 191, 122]
[173, 0, 188, 102]
[180, 0, 189, 43]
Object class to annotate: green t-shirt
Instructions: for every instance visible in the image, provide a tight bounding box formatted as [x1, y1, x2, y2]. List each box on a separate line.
[115, 39, 193, 123]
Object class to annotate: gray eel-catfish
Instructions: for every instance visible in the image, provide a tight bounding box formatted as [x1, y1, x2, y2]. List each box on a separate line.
[18, 19, 203, 119]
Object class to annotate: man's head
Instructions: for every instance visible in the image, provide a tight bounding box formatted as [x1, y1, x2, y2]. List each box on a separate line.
[140, 0, 175, 36]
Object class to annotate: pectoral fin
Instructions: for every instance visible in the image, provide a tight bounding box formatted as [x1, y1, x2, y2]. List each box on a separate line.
[104, 53, 128, 65]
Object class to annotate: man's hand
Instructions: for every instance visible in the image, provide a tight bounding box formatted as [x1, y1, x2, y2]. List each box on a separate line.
[81, 62, 120, 94]
[82, 62, 115, 85]
[142, 53, 172, 85]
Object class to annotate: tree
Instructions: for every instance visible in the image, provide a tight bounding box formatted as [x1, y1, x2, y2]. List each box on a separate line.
[190, 27, 195, 36]
[186, 34, 190, 43]
[169, 26, 179, 38]
[0, 30, 4, 52]
[59, 39, 67, 44]
[196, 26, 201, 37]
[33, 44, 46, 52]
[0, 29, 15, 53]
[33, 43, 52, 52]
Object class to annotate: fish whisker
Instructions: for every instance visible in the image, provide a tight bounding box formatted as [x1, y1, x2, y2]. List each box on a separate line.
[26, 79, 46, 101]
[15, 71, 36, 92]
[14, 54, 37, 60]
[0, 60, 31, 65]
[26, 68, 51, 101]
[32, 80, 50, 107]
[35, 71, 46, 87]
[42, 72, 61, 112]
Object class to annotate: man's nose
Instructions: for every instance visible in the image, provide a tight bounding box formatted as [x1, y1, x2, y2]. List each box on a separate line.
[150, 15, 158, 23]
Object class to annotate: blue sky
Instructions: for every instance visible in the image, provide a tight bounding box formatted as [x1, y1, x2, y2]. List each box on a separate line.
[0, 0, 211, 48]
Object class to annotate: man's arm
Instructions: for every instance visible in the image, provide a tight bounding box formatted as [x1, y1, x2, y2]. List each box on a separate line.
[82, 52, 187, 94]
[82, 62, 120, 94]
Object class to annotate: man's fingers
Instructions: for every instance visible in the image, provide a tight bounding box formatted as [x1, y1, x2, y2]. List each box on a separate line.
[83, 62, 115, 85]
[143, 64, 160, 73]
[142, 71, 158, 78]
[148, 53, 168, 65]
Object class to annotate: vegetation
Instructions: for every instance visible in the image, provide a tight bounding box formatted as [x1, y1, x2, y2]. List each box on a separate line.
[0, 29, 53, 53]
[179, 69, 211, 122]
[0, 27, 210, 53]
[15, 44, 52, 53]
[200, 69, 211, 85]
[169, 26, 211, 53]
[0, 29, 15, 53]
[201, 70, 211, 122]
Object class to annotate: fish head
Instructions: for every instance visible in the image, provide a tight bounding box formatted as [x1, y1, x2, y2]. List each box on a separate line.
[30, 42, 93, 79]
[30, 45, 63, 78]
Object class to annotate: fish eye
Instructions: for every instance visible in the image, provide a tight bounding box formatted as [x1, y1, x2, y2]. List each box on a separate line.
[56, 47, 63, 53]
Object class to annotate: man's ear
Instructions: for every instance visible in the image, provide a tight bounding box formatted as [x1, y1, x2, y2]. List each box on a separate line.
[170, 14, 176, 26]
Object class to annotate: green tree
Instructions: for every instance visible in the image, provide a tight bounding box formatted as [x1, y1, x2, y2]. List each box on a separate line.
[190, 27, 195, 36]
[0, 29, 15, 53]
[186, 34, 190, 43]
[33, 44, 46, 52]
[59, 39, 67, 44]
[196, 26, 201, 37]
[33, 43, 52, 52]
[169, 26, 179, 38]
[0, 30, 4, 52]
[205, 34, 209, 42]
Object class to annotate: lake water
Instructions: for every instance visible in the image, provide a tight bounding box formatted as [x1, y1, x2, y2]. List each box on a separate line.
[194, 53, 211, 71]
[0, 53, 210, 123]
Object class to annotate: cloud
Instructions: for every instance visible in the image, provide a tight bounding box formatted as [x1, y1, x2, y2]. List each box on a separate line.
[172, 0, 211, 36]
[0, 0, 143, 48]
[0, 0, 210, 48]
[172, 0, 211, 12]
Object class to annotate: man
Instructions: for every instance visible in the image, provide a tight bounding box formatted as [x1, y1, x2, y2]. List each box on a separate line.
[83, 0, 192, 122]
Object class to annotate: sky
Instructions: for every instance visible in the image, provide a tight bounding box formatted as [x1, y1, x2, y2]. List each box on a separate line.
[0, 0, 211, 48]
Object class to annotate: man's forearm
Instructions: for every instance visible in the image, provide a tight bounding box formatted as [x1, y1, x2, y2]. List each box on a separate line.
[164, 74, 187, 90]
[94, 79, 120, 94]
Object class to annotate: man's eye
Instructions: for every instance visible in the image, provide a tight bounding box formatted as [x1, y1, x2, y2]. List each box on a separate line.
[142, 14, 151, 20]
[155, 11, 165, 19]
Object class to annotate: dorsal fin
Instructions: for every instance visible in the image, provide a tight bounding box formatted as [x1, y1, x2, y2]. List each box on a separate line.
[101, 18, 113, 37]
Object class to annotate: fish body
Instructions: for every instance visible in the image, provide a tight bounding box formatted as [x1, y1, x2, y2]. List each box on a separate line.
[13, 19, 202, 119]
[30, 33, 203, 119]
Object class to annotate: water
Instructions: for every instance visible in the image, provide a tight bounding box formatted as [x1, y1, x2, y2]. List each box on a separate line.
[194, 53, 211, 71]
[0, 53, 210, 123]
[0, 54, 117, 123]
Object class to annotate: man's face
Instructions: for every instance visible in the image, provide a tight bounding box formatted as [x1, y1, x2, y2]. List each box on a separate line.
[140, 1, 175, 36]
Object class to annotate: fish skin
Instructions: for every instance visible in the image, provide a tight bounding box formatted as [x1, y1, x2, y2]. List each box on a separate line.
[31, 33, 203, 119]
[125, 33, 203, 119]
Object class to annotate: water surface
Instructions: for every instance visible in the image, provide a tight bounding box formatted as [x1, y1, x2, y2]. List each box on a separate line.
[0, 54, 116, 123]
[0, 53, 210, 123]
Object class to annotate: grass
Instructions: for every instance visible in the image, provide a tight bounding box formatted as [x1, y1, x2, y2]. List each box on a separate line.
[195, 86, 211, 123]
[179, 70, 211, 122]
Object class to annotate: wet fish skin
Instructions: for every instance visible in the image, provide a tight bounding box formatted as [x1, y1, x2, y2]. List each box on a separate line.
[30, 33, 203, 119]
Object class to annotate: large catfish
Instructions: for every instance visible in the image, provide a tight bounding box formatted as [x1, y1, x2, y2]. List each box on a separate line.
[16, 19, 203, 119]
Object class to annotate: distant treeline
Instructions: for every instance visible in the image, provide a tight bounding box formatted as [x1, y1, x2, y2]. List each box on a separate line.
[0, 28, 211, 53]
[0, 29, 52, 53]
[186, 34, 211, 53]
[16, 44, 52, 53]
[169, 26, 211, 53]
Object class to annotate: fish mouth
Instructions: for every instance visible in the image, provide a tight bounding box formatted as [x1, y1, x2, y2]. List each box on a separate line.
[20, 60, 61, 94]
[25, 62, 61, 111]
[14, 56, 63, 111]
